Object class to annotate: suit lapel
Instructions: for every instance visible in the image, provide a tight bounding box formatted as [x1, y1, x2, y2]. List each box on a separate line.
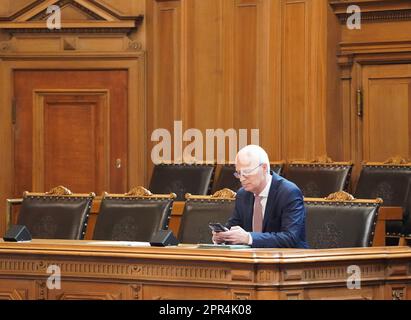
[263, 175, 279, 231]
[246, 192, 255, 231]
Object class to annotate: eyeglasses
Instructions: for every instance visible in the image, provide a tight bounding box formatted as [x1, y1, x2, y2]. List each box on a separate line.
[233, 163, 263, 179]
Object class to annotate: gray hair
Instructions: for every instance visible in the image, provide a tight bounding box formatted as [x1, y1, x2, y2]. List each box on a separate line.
[235, 145, 270, 174]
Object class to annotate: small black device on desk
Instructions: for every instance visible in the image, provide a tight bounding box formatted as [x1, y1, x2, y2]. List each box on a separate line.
[208, 222, 229, 233]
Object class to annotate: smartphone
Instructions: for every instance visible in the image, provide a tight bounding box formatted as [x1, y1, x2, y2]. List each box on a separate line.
[209, 222, 229, 233]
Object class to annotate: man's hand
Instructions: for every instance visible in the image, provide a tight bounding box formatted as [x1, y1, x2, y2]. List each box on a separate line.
[213, 226, 250, 245]
[212, 231, 227, 244]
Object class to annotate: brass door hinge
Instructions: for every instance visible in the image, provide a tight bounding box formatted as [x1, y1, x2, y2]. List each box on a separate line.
[356, 89, 363, 118]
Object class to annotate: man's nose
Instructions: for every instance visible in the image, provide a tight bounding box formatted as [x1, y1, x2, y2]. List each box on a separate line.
[239, 174, 247, 182]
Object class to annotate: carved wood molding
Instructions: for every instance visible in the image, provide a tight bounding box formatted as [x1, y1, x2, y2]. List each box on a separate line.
[0, 289, 28, 300]
[56, 292, 122, 300]
[0, 0, 143, 34]
[211, 188, 237, 199]
[45, 186, 73, 196]
[104, 186, 177, 199]
[0, 258, 231, 283]
[325, 191, 355, 201]
[383, 156, 409, 165]
[329, 0, 411, 23]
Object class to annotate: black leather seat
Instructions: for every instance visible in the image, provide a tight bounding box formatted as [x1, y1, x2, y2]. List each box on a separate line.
[354, 163, 411, 239]
[149, 163, 215, 201]
[17, 186, 94, 240]
[93, 187, 176, 242]
[402, 186, 411, 238]
[285, 161, 353, 198]
[305, 192, 381, 249]
[178, 189, 236, 244]
[211, 162, 285, 193]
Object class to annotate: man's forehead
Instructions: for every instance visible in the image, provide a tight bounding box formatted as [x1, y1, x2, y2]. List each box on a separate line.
[236, 152, 259, 168]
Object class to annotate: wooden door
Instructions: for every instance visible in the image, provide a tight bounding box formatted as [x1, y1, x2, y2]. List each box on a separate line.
[361, 64, 411, 161]
[13, 70, 128, 196]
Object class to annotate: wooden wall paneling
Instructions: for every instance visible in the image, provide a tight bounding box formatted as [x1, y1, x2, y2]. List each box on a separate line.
[306, 0, 327, 159]
[325, 4, 343, 161]
[147, 0, 183, 178]
[0, 57, 145, 237]
[338, 55, 354, 169]
[0, 58, 12, 236]
[233, 0, 258, 135]
[13, 71, 128, 195]
[362, 64, 411, 162]
[185, 0, 225, 160]
[282, 0, 308, 160]
[265, 0, 283, 161]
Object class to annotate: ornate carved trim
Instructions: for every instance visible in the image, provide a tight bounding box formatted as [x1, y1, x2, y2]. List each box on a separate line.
[290, 159, 352, 167]
[46, 186, 73, 196]
[211, 188, 237, 199]
[0, 289, 28, 300]
[337, 9, 411, 24]
[130, 284, 142, 300]
[56, 292, 121, 300]
[125, 186, 153, 197]
[23, 186, 95, 199]
[0, 0, 143, 34]
[186, 188, 237, 201]
[392, 287, 406, 300]
[0, 41, 12, 52]
[383, 156, 409, 165]
[302, 264, 384, 282]
[329, 0, 411, 23]
[31, 0, 104, 21]
[311, 155, 333, 163]
[362, 160, 411, 169]
[104, 186, 177, 200]
[35, 280, 48, 300]
[128, 41, 142, 51]
[0, 258, 230, 283]
[325, 191, 355, 201]
[232, 291, 252, 300]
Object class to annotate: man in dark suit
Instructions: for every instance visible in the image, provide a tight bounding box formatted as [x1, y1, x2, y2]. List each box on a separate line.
[213, 145, 308, 248]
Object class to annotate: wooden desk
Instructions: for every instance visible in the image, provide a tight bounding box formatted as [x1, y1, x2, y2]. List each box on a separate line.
[0, 240, 410, 300]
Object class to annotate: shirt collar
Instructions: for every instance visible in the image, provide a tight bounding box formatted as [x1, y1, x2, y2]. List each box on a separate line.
[255, 174, 272, 198]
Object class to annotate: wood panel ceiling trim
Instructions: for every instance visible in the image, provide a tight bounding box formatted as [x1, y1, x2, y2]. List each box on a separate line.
[0, 0, 143, 34]
[329, 0, 411, 23]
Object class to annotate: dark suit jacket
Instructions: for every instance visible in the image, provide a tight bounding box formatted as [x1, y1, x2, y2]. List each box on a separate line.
[227, 173, 308, 248]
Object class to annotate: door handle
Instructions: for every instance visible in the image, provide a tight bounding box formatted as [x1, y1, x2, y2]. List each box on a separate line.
[115, 159, 122, 169]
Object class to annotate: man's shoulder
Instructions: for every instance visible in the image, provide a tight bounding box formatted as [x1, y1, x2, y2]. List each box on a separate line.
[272, 174, 302, 196]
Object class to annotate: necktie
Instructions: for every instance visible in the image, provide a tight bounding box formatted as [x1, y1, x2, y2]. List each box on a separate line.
[253, 195, 263, 232]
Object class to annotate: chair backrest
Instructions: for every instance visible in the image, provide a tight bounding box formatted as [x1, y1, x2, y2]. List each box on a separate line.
[354, 162, 411, 206]
[17, 186, 95, 240]
[402, 185, 411, 237]
[93, 187, 176, 242]
[285, 160, 353, 197]
[354, 161, 411, 236]
[149, 163, 215, 201]
[305, 192, 382, 249]
[211, 162, 285, 193]
[178, 189, 236, 244]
